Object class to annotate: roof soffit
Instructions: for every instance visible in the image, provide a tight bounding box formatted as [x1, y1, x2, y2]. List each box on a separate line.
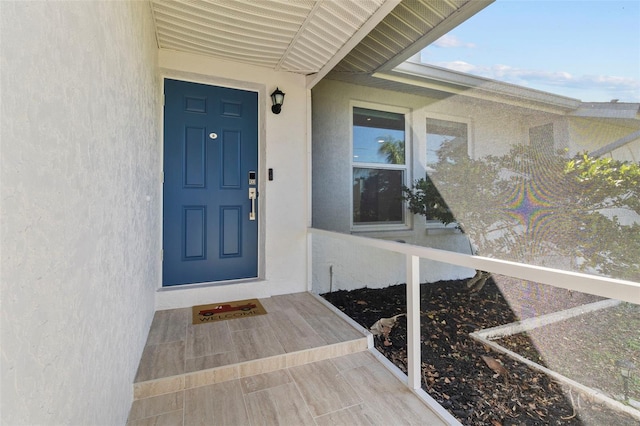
[150, 0, 394, 77]
[331, 0, 494, 75]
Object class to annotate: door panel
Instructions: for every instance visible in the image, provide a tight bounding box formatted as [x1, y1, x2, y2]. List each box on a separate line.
[163, 79, 258, 286]
[184, 127, 206, 188]
[221, 131, 241, 188]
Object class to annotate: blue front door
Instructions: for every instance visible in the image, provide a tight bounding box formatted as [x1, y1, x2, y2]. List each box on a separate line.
[163, 79, 258, 286]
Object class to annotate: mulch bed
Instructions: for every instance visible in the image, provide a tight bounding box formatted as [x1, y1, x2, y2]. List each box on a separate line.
[322, 278, 639, 425]
[497, 302, 640, 403]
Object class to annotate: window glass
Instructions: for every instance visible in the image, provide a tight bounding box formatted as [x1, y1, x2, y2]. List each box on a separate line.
[529, 123, 554, 153]
[353, 107, 405, 164]
[352, 107, 407, 227]
[427, 118, 468, 167]
[416, 118, 470, 223]
[353, 168, 404, 224]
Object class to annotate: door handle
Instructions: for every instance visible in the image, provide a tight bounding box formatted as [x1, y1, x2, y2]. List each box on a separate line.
[248, 188, 257, 221]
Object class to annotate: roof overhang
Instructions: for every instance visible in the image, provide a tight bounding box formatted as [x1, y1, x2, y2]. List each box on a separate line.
[374, 61, 583, 113]
[570, 102, 640, 127]
[149, 0, 493, 89]
[331, 0, 494, 76]
[150, 0, 400, 80]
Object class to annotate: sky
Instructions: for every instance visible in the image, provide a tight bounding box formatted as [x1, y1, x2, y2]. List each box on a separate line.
[419, 0, 640, 102]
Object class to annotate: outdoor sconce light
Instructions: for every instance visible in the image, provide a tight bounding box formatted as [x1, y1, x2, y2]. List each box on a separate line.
[270, 87, 285, 114]
[615, 359, 636, 402]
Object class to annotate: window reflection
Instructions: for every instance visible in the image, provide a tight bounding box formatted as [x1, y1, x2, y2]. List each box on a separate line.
[352, 107, 407, 227]
[353, 107, 405, 165]
[353, 168, 404, 224]
[427, 118, 468, 167]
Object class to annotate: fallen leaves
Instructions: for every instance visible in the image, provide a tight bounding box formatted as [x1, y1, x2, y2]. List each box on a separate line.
[370, 313, 406, 346]
[480, 355, 509, 378]
[322, 280, 640, 426]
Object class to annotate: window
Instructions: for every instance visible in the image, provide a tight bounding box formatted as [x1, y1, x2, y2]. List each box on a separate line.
[529, 123, 554, 154]
[426, 117, 469, 168]
[352, 107, 407, 227]
[423, 117, 469, 224]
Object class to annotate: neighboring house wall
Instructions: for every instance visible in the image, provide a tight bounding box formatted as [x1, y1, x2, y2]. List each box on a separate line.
[1, 2, 159, 425]
[156, 50, 310, 309]
[613, 138, 640, 162]
[566, 116, 640, 161]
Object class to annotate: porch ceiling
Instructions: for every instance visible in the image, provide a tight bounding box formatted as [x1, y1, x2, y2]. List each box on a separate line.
[150, 0, 391, 74]
[149, 0, 491, 86]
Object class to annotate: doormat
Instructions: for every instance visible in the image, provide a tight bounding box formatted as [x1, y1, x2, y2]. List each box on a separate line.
[192, 299, 267, 324]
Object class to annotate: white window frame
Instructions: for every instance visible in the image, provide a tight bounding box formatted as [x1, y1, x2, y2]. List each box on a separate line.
[350, 101, 412, 232]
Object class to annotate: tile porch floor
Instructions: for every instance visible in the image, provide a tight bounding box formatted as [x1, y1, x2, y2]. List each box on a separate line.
[127, 292, 450, 425]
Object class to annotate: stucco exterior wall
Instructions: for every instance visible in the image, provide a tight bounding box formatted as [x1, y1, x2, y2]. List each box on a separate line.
[1, 2, 159, 424]
[311, 79, 639, 291]
[312, 232, 476, 294]
[310, 79, 570, 289]
[155, 50, 310, 309]
[613, 138, 640, 162]
[311, 79, 561, 234]
[567, 116, 640, 161]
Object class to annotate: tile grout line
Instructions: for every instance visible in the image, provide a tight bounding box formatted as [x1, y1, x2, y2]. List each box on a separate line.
[181, 389, 186, 426]
[240, 379, 253, 426]
[133, 294, 368, 400]
[182, 313, 188, 382]
[286, 364, 322, 426]
[181, 310, 188, 426]
[133, 338, 368, 400]
[130, 295, 398, 424]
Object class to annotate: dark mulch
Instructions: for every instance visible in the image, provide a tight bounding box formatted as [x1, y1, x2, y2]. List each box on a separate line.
[497, 302, 640, 403]
[322, 279, 639, 425]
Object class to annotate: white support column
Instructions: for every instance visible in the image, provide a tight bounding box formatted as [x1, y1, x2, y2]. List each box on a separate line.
[406, 254, 421, 390]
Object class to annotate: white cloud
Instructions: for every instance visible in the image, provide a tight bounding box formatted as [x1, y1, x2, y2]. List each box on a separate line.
[432, 61, 640, 101]
[435, 60, 477, 73]
[433, 34, 476, 49]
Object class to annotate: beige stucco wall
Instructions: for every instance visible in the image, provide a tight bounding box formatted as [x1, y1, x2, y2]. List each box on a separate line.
[312, 232, 476, 294]
[567, 116, 640, 161]
[1, 1, 159, 424]
[311, 78, 561, 234]
[155, 50, 311, 309]
[311, 79, 639, 290]
[613, 138, 640, 162]
[310, 78, 550, 287]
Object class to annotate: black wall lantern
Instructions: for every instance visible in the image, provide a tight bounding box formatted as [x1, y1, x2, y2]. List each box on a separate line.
[270, 87, 285, 114]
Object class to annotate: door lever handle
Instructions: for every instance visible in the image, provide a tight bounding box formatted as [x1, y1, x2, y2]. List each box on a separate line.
[248, 188, 257, 221]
